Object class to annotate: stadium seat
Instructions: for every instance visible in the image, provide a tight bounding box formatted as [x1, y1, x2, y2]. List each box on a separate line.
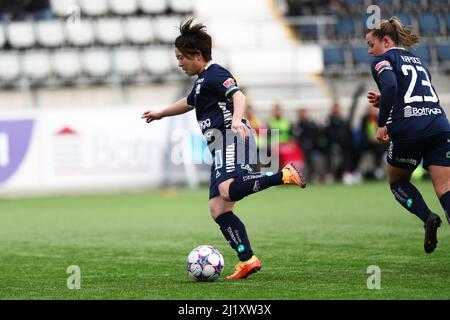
[370, 0, 396, 12]
[50, 0, 78, 17]
[334, 16, 356, 39]
[139, 0, 168, 14]
[445, 12, 450, 35]
[109, 0, 139, 16]
[400, 0, 425, 11]
[23, 51, 52, 80]
[66, 20, 95, 47]
[168, 0, 194, 13]
[95, 18, 125, 46]
[323, 46, 346, 75]
[417, 12, 441, 36]
[412, 44, 432, 65]
[390, 13, 413, 27]
[78, 0, 109, 16]
[7, 22, 35, 49]
[36, 20, 65, 48]
[141, 47, 173, 75]
[436, 43, 450, 71]
[351, 45, 372, 72]
[124, 17, 155, 45]
[0, 52, 20, 82]
[429, 0, 449, 11]
[154, 16, 182, 43]
[51, 50, 82, 79]
[114, 48, 142, 77]
[81, 48, 112, 78]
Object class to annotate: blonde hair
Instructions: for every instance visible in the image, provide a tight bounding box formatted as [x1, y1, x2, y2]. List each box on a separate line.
[368, 16, 420, 48]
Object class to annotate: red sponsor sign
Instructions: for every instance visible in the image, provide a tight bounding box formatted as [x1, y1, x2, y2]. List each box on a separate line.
[222, 78, 235, 88]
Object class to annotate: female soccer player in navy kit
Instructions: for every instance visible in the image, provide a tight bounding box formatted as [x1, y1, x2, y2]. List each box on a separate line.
[141, 19, 306, 279]
[366, 17, 450, 253]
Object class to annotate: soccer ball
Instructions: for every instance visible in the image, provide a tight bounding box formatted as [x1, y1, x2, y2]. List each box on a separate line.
[186, 245, 224, 282]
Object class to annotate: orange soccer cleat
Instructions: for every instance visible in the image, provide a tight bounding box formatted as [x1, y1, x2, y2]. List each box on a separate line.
[281, 163, 307, 188]
[226, 255, 262, 280]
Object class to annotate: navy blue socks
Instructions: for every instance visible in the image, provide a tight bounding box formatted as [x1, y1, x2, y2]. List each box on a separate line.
[215, 211, 254, 261]
[228, 172, 283, 201]
[390, 181, 431, 223]
[439, 191, 450, 225]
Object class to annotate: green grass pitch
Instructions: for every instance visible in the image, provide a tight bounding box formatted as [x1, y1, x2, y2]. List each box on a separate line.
[1, 181, 449, 299]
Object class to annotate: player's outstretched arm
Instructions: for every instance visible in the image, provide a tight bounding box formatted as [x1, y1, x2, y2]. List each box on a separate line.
[141, 97, 192, 123]
[231, 91, 249, 139]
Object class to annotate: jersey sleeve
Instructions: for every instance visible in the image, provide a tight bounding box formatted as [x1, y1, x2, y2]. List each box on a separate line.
[371, 55, 397, 127]
[211, 68, 240, 99]
[371, 57, 394, 79]
[186, 86, 196, 108]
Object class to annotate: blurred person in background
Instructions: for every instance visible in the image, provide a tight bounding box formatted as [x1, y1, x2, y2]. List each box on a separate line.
[142, 19, 306, 281]
[245, 103, 266, 171]
[267, 103, 304, 171]
[0, 0, 51, 21]
[292, 108, 324, 182]
[359, 105, 387, 180]
[366, 17, 450, 254]
[324, 101, 359, 184]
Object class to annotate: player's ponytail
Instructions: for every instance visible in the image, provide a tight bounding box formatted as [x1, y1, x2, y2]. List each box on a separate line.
[175, 18, 212, 61]
[368, 16, 420, 48]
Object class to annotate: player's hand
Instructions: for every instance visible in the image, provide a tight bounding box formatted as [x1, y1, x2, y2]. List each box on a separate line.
[141, 110, 163, 124]
[367, 91, 380, 108]
[375, 126, 389, 143]
[231, 120, 249, 140]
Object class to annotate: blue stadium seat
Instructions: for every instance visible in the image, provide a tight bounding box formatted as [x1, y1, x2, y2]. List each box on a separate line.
[445, 12, 450, 34]
[412, 45, 432, 65]
[334, 16, 356, 39]
[436, 43, 450, 63]
[417, 12, 441, 36]
[428, 0, 449, 11]
[351, 45, 372, 66]
[390, 13, 413, 27]
[323, 46, 346, 73]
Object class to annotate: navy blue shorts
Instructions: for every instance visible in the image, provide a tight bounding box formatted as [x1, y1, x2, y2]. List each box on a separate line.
[387, 132, 450, 170]
[208, 125, 257, 199]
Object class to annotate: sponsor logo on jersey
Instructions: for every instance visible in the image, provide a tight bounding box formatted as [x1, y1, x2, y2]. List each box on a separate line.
[222, 78, 236, 88]
[446, 151, 450, 159]
[395, 157, 418, 166]
[216, 170, 221, 178]
[374, 60, 391, 72]
[404, 105, 442, 118]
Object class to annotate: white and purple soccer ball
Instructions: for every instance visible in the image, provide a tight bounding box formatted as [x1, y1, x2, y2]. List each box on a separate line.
[186, 245, 225, 282]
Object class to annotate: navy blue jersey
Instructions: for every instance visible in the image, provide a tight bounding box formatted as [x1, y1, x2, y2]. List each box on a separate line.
[187, 63, 240, 135]
[371, 48, 450, 142]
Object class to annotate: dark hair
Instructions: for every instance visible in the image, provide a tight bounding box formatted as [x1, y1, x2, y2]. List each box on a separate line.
[175, 18, 212, 61]
[367, 16, 420, 48]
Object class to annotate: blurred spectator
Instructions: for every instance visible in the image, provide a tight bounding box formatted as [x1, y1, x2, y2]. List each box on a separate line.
[267, 103, 292, 144]
[267, 104, 303, 170]
[324, 101, 359, 184]
[359, 105, 387, 180]
[245, 103, 266, 170]
[292, 108, 324, 182]
[0, 0, 52, 21]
